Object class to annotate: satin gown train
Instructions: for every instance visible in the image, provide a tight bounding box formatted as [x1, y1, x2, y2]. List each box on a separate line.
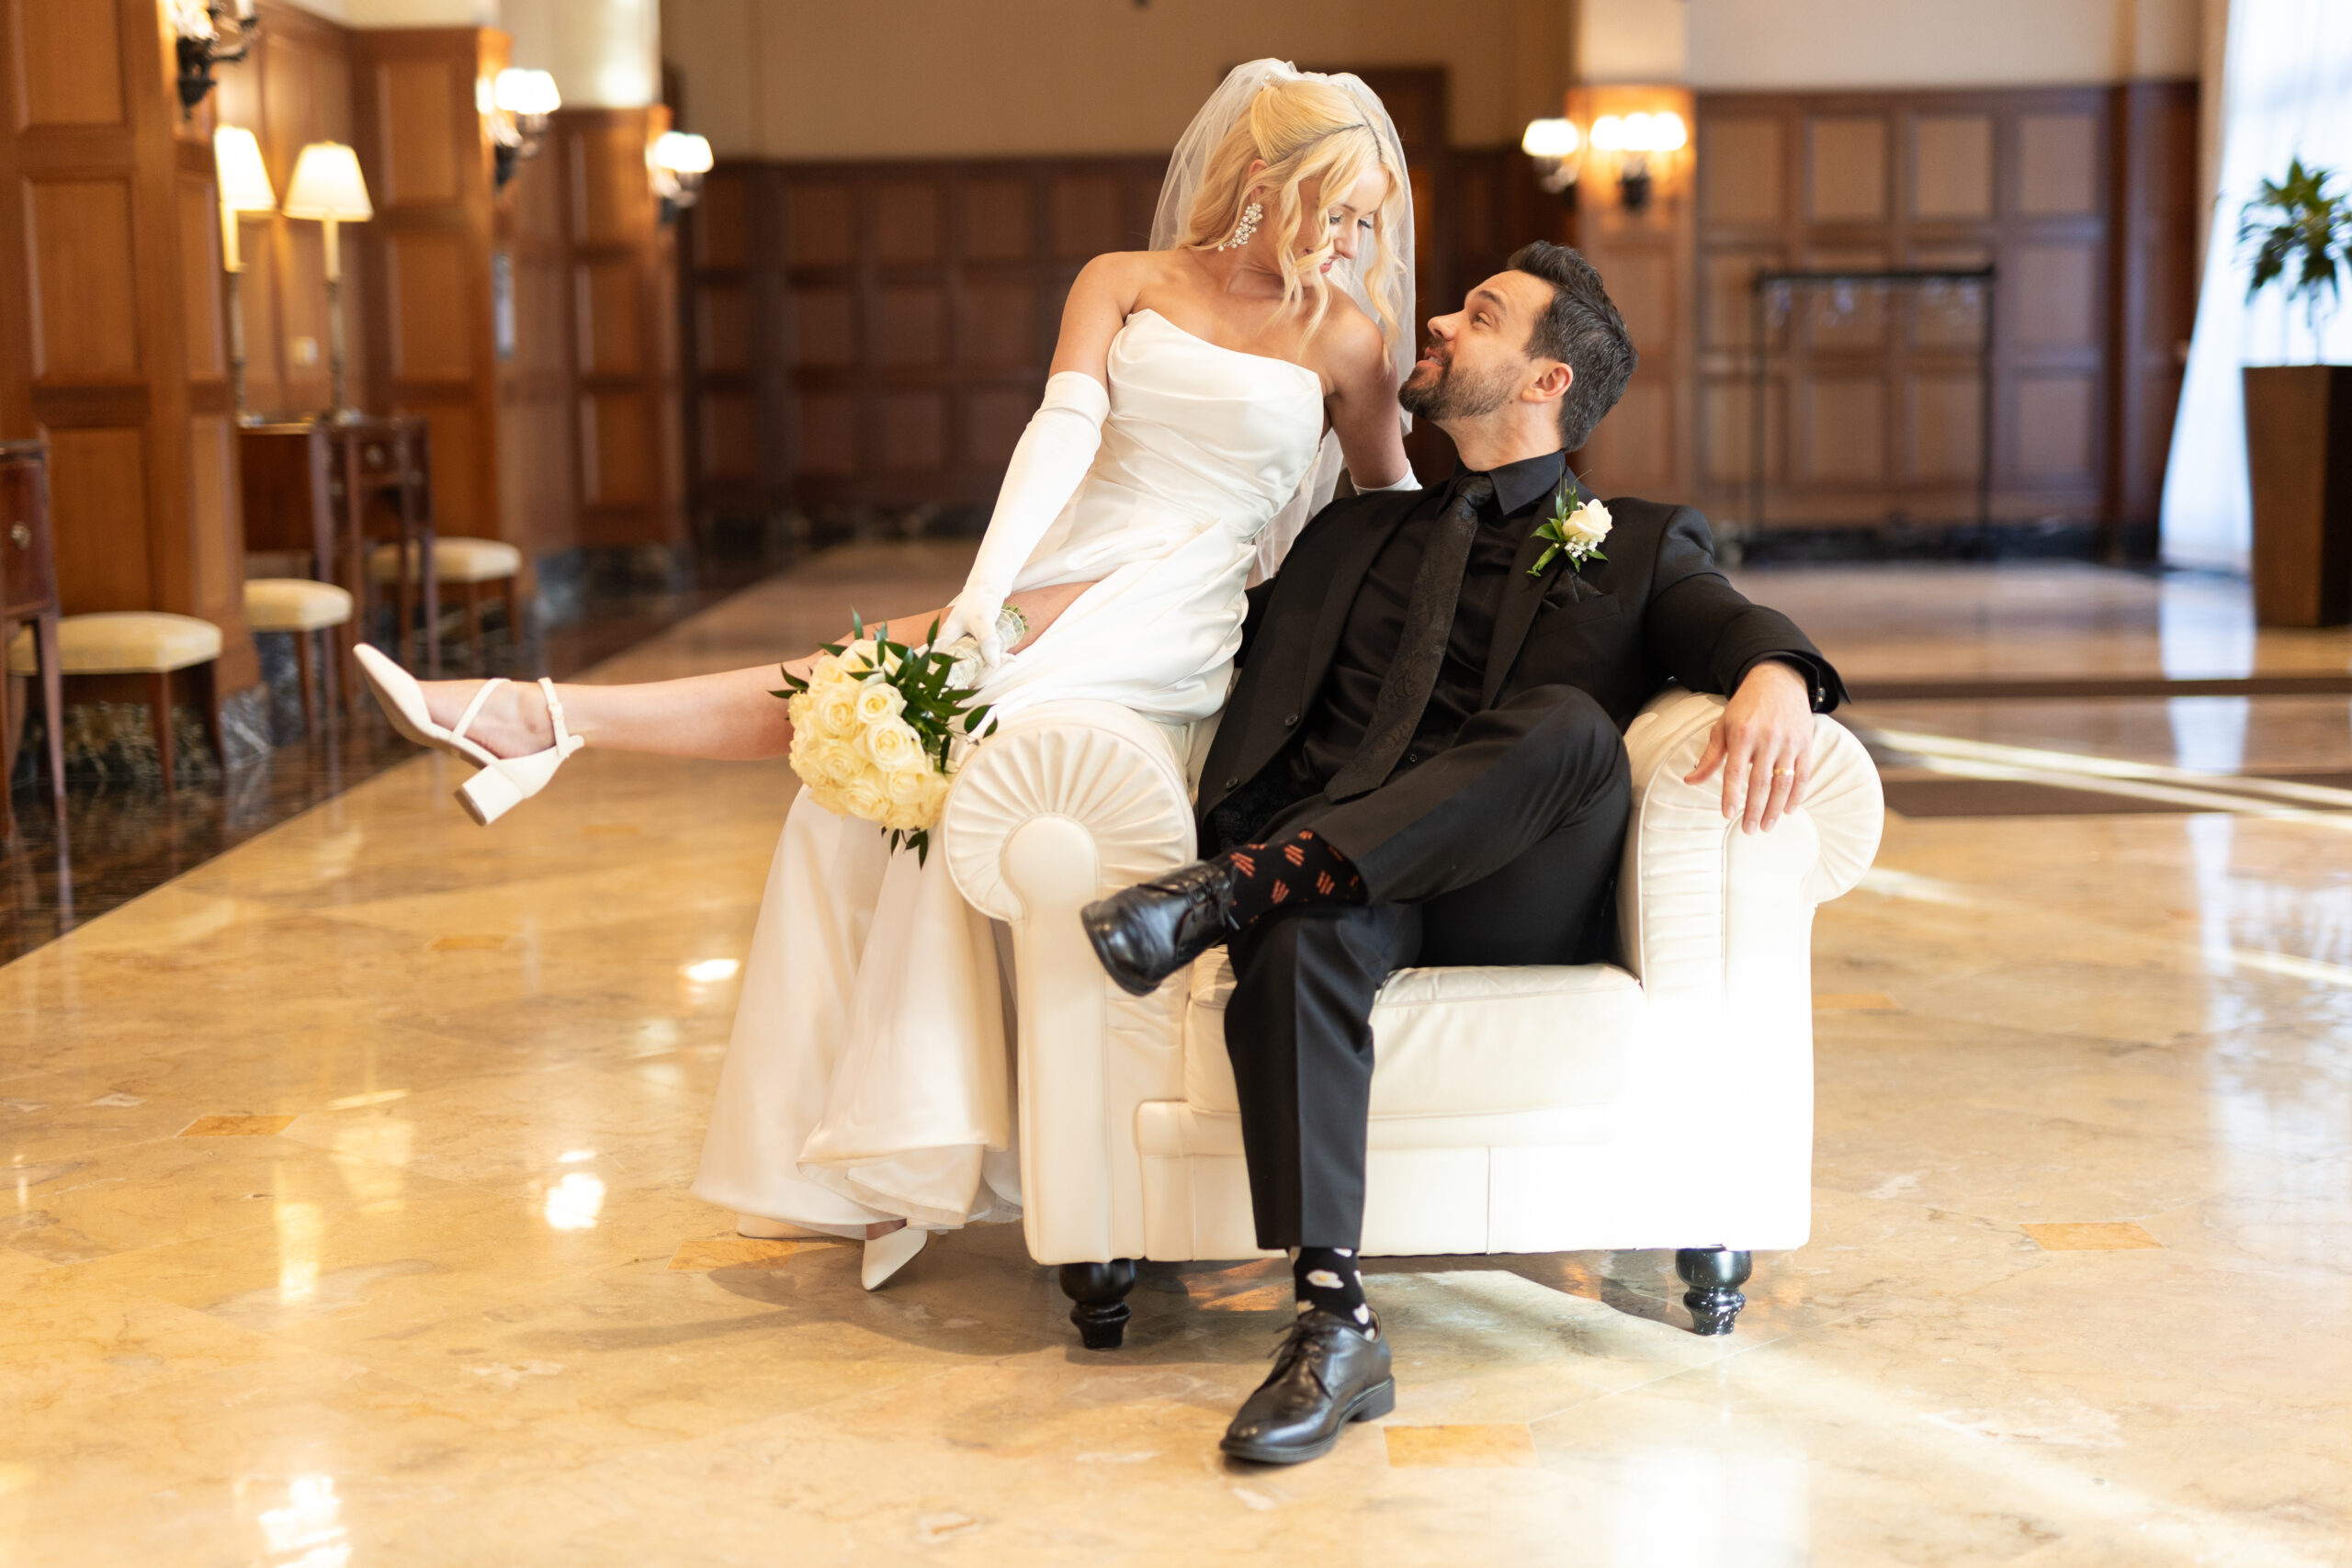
[692, 310, 1330, 1237]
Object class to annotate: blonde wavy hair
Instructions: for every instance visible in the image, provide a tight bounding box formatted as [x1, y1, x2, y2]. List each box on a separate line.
[1174, 76, 1408, 351]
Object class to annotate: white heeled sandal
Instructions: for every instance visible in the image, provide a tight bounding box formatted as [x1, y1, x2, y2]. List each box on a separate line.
[352, 643, 584, 826]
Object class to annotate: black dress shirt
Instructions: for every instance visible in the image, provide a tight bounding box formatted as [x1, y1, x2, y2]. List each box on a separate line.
[1296, 450, 1568, 788]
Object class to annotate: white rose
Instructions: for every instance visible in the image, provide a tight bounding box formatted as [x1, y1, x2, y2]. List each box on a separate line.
[1563, 499, 1611, 547]
[813, 685, 860, 739]
[881, 797, 935, 833]
[884, 765, 932, 806]
[863, 718, 923, 773]
[854, 678, 905, 725]
[808, 651, 854, 691]
[812, 737, 865, 786]
[837, 773, 888, 823]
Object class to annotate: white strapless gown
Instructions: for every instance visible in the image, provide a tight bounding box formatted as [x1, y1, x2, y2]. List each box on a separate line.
[692, 310, 1328, 1232]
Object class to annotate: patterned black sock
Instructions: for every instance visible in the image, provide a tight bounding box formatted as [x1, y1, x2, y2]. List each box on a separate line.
[1218, 829, 1366, 932]
[1292, 1245, 1375, 1337]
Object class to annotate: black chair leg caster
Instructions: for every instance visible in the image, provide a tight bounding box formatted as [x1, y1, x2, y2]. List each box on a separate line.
[1675, 1247, 1753, 1336]
[1058, 1259, 1136, 1350]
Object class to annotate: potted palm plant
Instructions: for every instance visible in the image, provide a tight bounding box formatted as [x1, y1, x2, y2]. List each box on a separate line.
[2240, 157, 2352, 626]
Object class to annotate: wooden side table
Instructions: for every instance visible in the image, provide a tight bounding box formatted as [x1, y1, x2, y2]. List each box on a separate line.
[0, 439, 64, 839]
[240, 417, 439, 689]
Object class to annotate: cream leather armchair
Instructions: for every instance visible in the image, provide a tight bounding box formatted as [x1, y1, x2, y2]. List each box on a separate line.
[942, 687, 1883, 1349]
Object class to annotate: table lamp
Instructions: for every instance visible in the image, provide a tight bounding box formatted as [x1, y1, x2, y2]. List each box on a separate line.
[212, 125, 276, 423]
[283, 141, 373, 423]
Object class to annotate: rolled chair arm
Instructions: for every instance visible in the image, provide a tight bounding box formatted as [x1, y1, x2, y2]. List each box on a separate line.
[941, 700, 1201, 1263]
[1617, 688, 1883, 1005]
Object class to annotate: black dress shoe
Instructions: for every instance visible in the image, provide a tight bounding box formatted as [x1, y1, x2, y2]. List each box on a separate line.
[1080, 859, 1242, 997]
[1219, 1309, 1395, 1465]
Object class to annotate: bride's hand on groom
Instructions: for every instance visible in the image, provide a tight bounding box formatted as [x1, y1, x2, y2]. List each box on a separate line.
[1684, 660, 1815, 833]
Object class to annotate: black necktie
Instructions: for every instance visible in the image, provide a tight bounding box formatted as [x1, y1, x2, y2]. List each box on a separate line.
[1327, 471, 1496, 800]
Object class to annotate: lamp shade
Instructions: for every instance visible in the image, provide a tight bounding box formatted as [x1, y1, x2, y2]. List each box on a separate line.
[213, 126, 276, 213]
[283, 141, 372, 222]
[650, 131, 713, 176]
[493, 68, 561, 117]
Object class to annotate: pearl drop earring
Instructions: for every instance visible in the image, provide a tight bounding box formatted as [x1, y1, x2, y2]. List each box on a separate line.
[1218, 199, 1263, 252]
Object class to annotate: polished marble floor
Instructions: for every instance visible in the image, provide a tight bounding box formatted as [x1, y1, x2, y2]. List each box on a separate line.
[4, 554, 2350, 1565]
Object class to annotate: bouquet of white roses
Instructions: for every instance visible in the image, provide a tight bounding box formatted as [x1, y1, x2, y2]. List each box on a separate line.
[775, 615, 997, 863]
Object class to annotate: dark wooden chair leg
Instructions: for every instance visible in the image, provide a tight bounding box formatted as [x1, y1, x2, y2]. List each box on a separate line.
[1675, 1247, 1754, 1336]
[500, 574, 525, 650]
[36, 612, 62, 809]
[0, 630, 16, 842]
[319, 627, 342, 723]
[461, 580, 482, 668]
[149, 670, 175, 795]
[1058, 1259, 1137, 1350]
[292, 630, 317, 731]
[395, 562, 416, 670]
[195, 661, 222, 767]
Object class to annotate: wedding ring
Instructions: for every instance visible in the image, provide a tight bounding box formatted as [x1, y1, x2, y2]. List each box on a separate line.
[1771, 767, 1793, 777]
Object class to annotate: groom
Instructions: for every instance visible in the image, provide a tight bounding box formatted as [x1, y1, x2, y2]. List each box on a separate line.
[1082, 243, 1847, 1464]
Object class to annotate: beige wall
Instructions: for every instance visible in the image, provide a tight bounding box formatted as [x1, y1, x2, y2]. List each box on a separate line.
[1682, 0, 2200, 89]
[282, 0, 661, 106]
[662, 0, 1573, 158]
[662, 0, 2206, 163]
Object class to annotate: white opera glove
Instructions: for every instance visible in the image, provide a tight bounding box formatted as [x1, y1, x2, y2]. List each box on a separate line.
[1356, 468, 1421, 493]
[938, 370, 1112, 666]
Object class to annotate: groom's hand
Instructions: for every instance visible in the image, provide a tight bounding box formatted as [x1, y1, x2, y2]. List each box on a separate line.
[1684, 660, 1815, 833]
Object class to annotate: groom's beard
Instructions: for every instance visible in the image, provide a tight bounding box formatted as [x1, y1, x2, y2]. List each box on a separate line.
[1397, 353, 1520, 424]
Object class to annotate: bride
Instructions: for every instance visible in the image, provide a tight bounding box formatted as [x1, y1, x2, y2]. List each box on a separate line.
[354, 62, 1419, 1287]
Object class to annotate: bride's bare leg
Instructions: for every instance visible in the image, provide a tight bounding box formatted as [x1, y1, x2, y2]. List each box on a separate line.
[412, 581, 1102, 761]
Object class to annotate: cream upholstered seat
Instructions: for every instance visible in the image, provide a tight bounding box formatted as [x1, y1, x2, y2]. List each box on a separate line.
[940, 687, 1883, 1346]
[368, 536, 522, 584]
[6, 611, 221, 675]
[243, 579, 354, 728]
[368, 537, 526, 668]
[243, 578, 353, 632]
[6, 612, 226, 792]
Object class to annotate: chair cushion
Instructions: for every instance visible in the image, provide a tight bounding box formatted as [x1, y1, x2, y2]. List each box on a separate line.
[368, 537, 523, 584]
[6, 612, 222, 676]
[243, 578, 355, 632]
[1183, 951, 1642, 1119]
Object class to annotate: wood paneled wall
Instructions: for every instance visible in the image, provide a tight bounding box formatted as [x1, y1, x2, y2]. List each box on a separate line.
[212, 0, 367, 423]
[0, 0, 256, 690]
[555, 107, 684, 550]
[1685, 83, 2195, 536]
[679, 77, 2192, 545]
[350, 27, 510, 545]
[684, 155, 1166, 518]
[678, 135, 1555, 517]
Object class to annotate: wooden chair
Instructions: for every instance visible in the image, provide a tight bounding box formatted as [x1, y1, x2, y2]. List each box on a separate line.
[243, 579, 355, 732]
[368, 537, 525, 669]
[6, 614, 224, 795]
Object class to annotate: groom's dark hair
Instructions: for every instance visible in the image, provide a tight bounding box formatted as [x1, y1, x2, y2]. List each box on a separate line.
[1508, 242, 1636, 452]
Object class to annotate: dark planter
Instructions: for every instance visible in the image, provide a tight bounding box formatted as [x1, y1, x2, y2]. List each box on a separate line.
[2245, 365, 2352, 626]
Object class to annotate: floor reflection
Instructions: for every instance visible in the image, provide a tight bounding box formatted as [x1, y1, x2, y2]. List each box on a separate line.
[5, 551, 2351, 1563]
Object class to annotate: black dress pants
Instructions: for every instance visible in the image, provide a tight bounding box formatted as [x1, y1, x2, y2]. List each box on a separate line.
[1221, 685, 1633, 1249]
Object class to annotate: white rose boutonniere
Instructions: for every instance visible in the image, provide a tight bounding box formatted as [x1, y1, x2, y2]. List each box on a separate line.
[1528, 487, 1611, 579]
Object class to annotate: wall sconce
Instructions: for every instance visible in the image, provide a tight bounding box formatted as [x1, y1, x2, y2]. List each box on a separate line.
[650, 131, 714, 227]
[283, 141, 373, 424]
[1521, 118, 1583, 198]
[213, 125, 277, 424]
[1589, 111, 1688, 214]
[485, 69, 561, 190]
[170, 0, 260, 118]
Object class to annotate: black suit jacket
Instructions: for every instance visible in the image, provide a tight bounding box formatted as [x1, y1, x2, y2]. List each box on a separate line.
[1196, 484, 1849, 834]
